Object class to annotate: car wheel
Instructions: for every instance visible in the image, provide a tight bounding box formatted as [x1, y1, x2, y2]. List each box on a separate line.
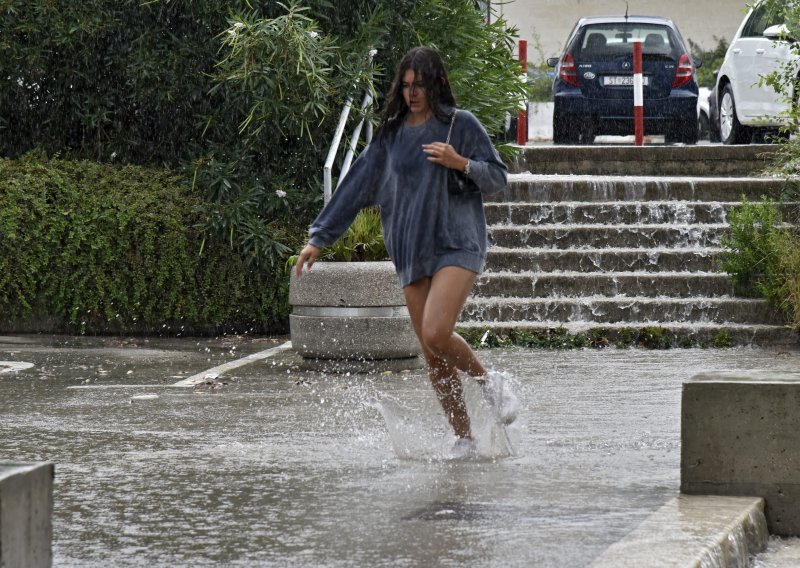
[709, 119, 721, 143]
[578, 121, 595, 145]
[553, 113, 580, 144]
[680, 117, 698, 145]
[698, 111, 710, 141]
[665, 119, 697, 145]
[719, 85, 751, 145]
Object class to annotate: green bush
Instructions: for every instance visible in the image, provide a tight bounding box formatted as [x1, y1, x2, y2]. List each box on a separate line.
[0, 154, 292, 334]
[321, 209, 389, 262]
[721, 196, 800, 328]
[721, 197, 784, 298]
[457, 326, 738, 349]
[636, 326, 672, 349]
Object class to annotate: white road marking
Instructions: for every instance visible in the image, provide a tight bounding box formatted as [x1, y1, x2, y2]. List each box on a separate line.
[67, 385, 172, 390]
[0, 361, 34, 374]
[130, 394, 159, 402]
[65, 341, 294, 390]
[170, 341, 293, 387]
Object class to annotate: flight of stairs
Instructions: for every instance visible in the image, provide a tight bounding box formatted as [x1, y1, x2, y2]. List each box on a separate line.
[459, 145, 798, 347]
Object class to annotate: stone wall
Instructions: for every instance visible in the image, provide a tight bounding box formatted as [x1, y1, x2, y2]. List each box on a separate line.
[495, 0, 748, 60]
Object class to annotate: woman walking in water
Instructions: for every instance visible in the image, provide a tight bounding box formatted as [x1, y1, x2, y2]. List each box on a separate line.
[295, 46, 518, 456]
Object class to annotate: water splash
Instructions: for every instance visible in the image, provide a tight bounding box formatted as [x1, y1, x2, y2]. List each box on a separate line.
[370, 378, 518, 462]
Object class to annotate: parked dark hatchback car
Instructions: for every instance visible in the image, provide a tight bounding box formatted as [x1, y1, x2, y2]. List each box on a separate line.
[547, 15, 701, 144]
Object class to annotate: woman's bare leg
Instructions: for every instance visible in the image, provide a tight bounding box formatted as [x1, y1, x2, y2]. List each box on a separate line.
[403, 266, 488, 439]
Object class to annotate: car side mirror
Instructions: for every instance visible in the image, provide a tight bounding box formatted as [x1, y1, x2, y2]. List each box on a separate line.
[693, 58, 703, 69]
[764, 24, 795, 42]
[546, 57, 559, 68]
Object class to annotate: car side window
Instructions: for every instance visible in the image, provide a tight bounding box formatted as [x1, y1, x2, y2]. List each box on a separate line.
[741, 5, 777, 38]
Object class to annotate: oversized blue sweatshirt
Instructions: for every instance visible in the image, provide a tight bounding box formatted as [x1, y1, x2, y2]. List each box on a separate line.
[308, 108, 508, 287]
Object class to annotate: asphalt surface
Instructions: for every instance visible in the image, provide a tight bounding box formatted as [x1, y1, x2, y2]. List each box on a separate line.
[2, 334, 799, 567]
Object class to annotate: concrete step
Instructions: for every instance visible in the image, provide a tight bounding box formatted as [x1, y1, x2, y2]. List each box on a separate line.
[474, 271, 734, 298]
[484, 201, 739, 225]
[475, 148, 794, 347]
[489, 224, 727, 249]
[509, 144, 781, 176]
[493, 175, 783, 203]
[455, 320, 798, 347]
[485, 247, 722, 273]
[462, 297, 784, 325]
[486, 201, 798, 226]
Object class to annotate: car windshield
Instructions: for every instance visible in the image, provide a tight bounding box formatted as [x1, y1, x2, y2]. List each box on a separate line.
[574, 23, 680, 60]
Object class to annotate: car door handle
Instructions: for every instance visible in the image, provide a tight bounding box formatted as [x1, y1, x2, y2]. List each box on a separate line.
[756, 48, 765, 55]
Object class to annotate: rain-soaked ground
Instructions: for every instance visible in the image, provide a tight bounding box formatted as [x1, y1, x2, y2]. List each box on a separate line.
[2, 334, 799, 567]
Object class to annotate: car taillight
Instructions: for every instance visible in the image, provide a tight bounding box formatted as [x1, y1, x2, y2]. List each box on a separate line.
[672, 53, 693, 88]
[559, 53, 580, 87]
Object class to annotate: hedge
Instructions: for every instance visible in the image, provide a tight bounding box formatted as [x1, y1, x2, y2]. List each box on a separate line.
[0, 154, 293, 335]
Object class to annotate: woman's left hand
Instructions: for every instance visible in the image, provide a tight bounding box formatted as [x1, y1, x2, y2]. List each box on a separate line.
[422, 142, 468, 172]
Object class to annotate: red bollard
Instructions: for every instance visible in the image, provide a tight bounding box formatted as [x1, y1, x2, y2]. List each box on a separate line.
[633, 40, 644, 146]
[517, 39, 528, 146]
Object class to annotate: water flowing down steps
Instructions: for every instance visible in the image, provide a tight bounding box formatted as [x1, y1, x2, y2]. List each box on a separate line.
[459, 144, 798, 347]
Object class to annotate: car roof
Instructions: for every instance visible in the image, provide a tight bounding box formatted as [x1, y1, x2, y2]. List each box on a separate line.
[574, 15, 677, 28]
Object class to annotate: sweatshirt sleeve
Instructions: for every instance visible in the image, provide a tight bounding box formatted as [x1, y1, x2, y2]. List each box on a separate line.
[308, 142, 383, 249]
[456, 111, 508, 195]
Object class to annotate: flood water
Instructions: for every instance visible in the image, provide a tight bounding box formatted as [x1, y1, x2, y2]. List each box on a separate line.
[2, 335, 799, 567]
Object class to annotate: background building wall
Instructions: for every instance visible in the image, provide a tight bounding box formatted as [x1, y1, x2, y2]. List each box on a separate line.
[495, 0, 750, 60]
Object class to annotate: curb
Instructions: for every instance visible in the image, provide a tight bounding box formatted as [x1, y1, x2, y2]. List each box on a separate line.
[591, 495, 767, 567]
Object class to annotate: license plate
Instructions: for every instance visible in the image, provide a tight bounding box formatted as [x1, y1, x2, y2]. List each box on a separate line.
[603, 75, 650, 86]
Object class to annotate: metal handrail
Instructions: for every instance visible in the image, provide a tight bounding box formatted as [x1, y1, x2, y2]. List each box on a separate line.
[323, 49, 377, 204]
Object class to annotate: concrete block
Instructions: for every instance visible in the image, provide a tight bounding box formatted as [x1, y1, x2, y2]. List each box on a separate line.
[0, 462, 54, 568]
[681, 371, 800, 536]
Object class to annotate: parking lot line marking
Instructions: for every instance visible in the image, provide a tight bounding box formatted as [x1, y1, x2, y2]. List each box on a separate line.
[0, 361, 34, 374]
[170, 341, 293, 387]
[67, 384, 173, 390]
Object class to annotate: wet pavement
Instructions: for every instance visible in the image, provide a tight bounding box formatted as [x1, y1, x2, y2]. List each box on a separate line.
[2, 334, 799, 567]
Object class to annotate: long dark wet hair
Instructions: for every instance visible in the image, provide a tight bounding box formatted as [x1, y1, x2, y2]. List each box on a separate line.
[375, 46, 457, 142]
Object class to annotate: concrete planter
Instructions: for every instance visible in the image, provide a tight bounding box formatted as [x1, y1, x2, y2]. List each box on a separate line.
[289, 261, 422, 372]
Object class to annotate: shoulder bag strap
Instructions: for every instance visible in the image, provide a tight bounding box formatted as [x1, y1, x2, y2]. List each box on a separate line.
[446, 110, 457, 144]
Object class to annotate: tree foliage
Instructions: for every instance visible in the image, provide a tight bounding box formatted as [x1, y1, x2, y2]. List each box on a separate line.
[192, 0, 527, 267]
[1, 0, 529, 280]
[400, 0, 527, 143]
[687, 37, 729, 89]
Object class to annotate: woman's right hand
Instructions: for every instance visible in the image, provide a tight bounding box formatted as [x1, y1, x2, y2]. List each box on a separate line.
[295, 244, 321, 278]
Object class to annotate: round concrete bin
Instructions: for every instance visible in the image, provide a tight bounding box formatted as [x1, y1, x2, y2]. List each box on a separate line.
[289, 261, 423, 372]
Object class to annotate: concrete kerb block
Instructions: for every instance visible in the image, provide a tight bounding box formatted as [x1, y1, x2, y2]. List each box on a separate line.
[591, 495, 767, 568]
[0, 462, 54, 568]
[681, 371, 800, 536]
